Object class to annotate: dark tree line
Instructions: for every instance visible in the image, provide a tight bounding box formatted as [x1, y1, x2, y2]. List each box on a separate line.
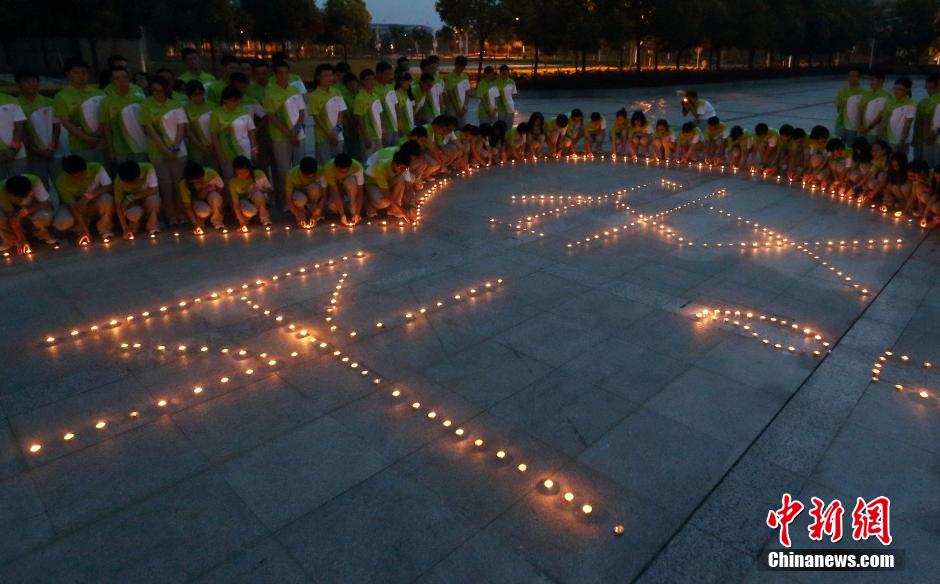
[438, 0, 940, 74]
[0, 0, 373, 69]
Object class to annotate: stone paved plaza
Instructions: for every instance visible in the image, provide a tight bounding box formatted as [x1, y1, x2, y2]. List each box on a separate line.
[2, 77, 939, 583]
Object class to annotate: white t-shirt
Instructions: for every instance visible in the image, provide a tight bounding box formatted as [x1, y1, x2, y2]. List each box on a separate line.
[232, 113, 256, 158]
[863, 96, 888, 129]
[161, 107, 189, 157]
[844, 94, 863, 131]
[885, 103, 915, 144]
[84, 166, 113, 195]
[0, 101, 27, 159]
[697, 100, 716, 119]
[142, 167, 159, 189]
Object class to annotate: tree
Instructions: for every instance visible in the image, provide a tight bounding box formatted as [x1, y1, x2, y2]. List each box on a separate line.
[321, 0, 372, 61]
[506, 0, 564, 75]
[565, 0, 603, 72]
[597, 0, 632, 71]
[437, 0, 508, 76]
[653, 0, 705, 70]
[889, 0, 940, 63]
[242, 0, 322, 54]
[149, 0, 243, 67]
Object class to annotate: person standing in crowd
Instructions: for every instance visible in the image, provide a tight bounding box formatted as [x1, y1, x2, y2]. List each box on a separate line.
[859, 71, 891, 141]
[881, 77, 916, 155]
[394, 71, 416, 138]
[15, 70, 59, 186]
[835, 67, 865, 144]
[53, 59, 106, 163]
[264, 60, 307, 208]
[496, 65, 517, 127]
[211, 87, 257, 180]
[140, 77, 188, 224]
[444, 56, 471, 127]
[0, 87, 27, 179]
[183, 81, 215, 167]
[178, 48, 217, 90]
[100, 67, 147, 168]
[476, 67, 500, 125]
[308, 63, 348, 164]
[354, 69, 384, 159]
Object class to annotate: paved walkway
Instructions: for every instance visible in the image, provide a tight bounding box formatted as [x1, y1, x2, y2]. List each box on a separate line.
[1, 77, 937, 583]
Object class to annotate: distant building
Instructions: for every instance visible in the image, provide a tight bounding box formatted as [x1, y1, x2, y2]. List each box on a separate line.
[371, 24, 435, 36]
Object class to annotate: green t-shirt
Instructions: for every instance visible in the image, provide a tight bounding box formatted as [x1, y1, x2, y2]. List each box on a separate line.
[704, 123, 729, 141]
[354, 89, 383, 140]
[729, 130, 754, 149]
[586, 116, 606, 137]
[335, 83, 357, 115]
[754, 128, 779, 147]
[506, 127, 526, 147]
[184, 100, 215, 152]
[228, 169, 271, 202]
[55, 163, 112, 204]
[179, 167, 223, 205]
[476, 79, 497, 116]
[104, 83, 145, 99]
[179, 71, 217, 85]
[263, 82, 304, 143]
[307, 86, 347, 144]
[320, 159, 364, 187]
[114, 162, 157, 204]
[834, 85, 865, 130]
[210, 106, 255, 161]
[495, 77, 516, 114]
[246, 82, 268, 103]
[544, 118, 566, 136]
[17, 94, 56, 152]
[285, 165, 323, 194]
[53, 84, 106, 152]
[677, 127, 703, 145]
[610, 118, 628, 138]
[395, 89, 415, 133]
[444, 71, 469, 110]
[365, 158, 401, 189]
[139, 97, 188, 161]
[0, 174, 48, 213]
[914, 93, 940, 144]
[100, 91, 146, 157]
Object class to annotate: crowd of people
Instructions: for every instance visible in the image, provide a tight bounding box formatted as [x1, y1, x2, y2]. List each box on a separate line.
[1, 52, 939, 256]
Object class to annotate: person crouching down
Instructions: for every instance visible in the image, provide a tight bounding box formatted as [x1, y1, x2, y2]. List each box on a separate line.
[54, 155, 115, 245]
[286, 156, 325, 229]
[179, 162, 225, 234]
[321, 153, 365, 226]
[0, 174, 56, 255]
[364, 150, 413, 224]
[228, 156, 272, 232]
[114, 160, 160, 238]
